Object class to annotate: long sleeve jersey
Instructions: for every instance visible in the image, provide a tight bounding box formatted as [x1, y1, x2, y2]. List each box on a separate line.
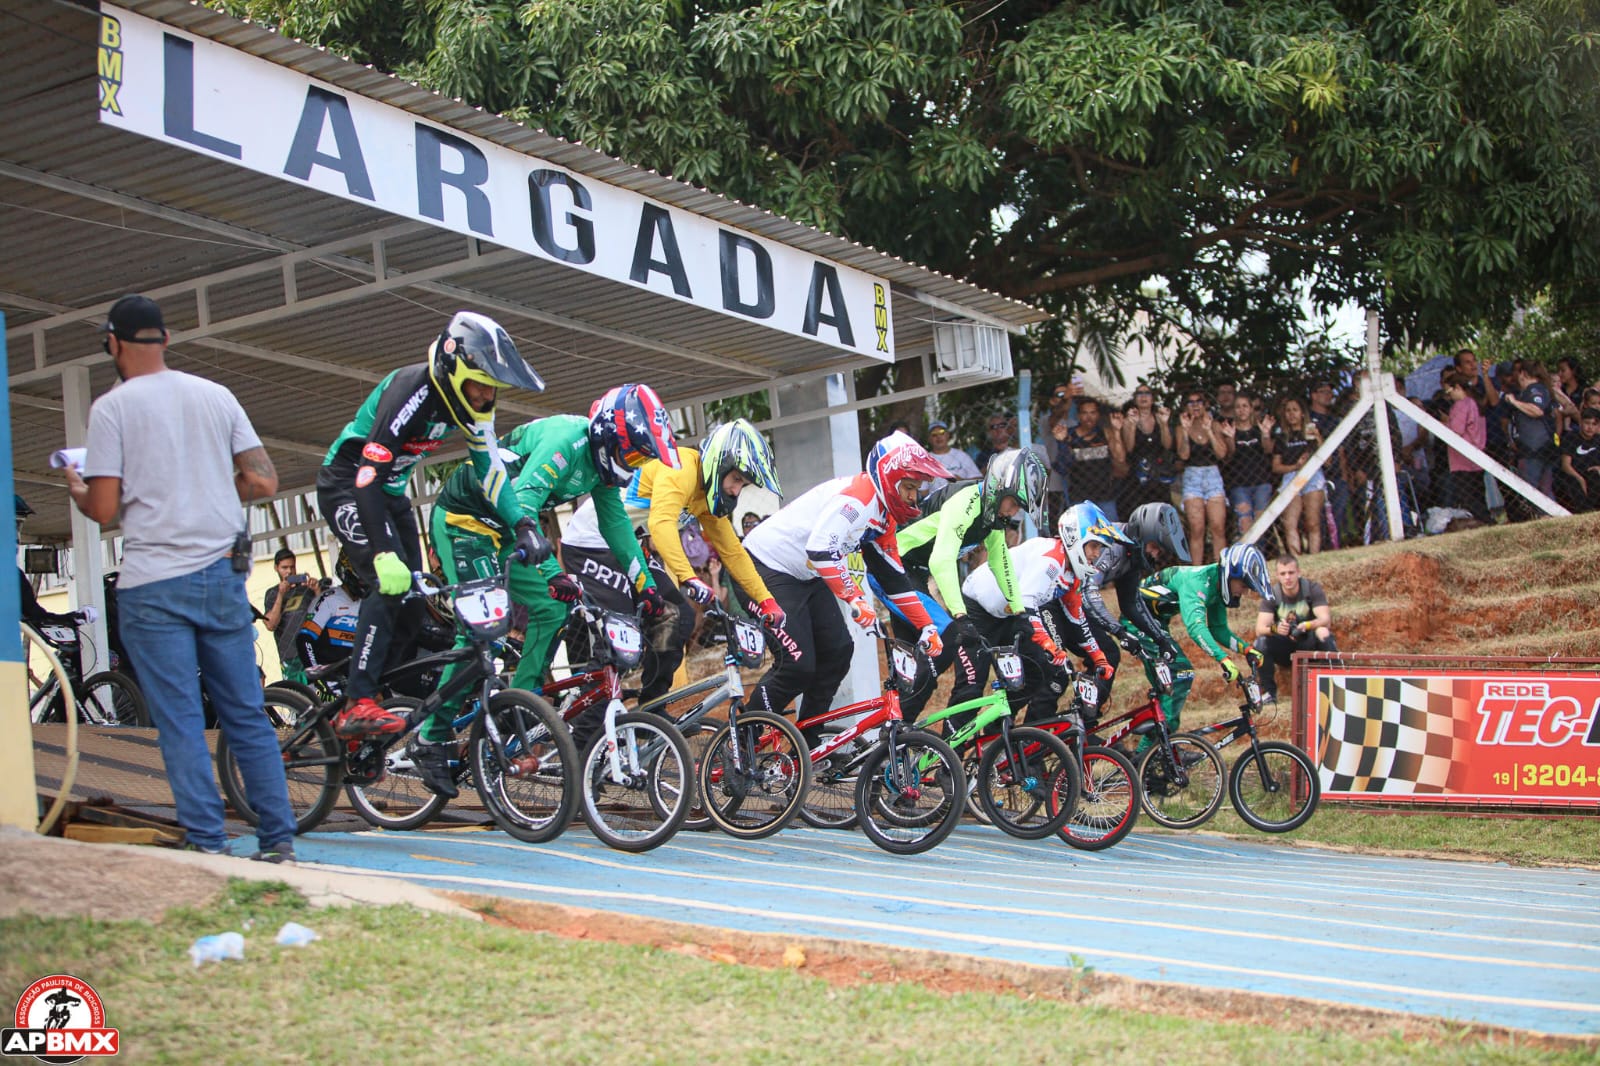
[1080, 540, 1180, 656]
[322, 365, 516, 555]
[1141, 564, 1250, 662]
[895, 482, 1021, 617]
[631, 446, 773, 604]
[742, 474, 934, 630]
[962, 537, 1100, 654]
[434, 415, 655, 592]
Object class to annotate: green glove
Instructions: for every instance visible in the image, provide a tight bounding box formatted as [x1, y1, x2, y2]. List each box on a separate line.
[372, 551, 410, 596]
[1219, 657, 1241, 684]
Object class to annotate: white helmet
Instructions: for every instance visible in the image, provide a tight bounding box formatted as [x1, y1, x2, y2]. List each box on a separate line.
[1057, 502, 1135, 581]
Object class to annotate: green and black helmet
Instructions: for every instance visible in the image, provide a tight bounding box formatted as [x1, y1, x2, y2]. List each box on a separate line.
[700, 418, 782, 517]
[980, 448, 1047, 529]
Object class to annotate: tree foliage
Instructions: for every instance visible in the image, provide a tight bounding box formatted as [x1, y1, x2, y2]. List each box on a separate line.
[213, 0, 1600, 387]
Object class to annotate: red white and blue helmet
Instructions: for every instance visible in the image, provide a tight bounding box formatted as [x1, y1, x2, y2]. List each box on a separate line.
[1218, 543, 1271, 607]
[866, 431, 952, 525]
[588, 384, 680, 486]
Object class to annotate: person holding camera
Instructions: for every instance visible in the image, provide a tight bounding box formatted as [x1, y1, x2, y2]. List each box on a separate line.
[65, 294, 295, 862]
[262, 548, 319, 685]
[1251, 554, 1337, 702]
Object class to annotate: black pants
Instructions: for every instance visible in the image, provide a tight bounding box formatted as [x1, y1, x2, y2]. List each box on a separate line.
[970, 609, 1073, 723]
[317, 472, 426, 703]
[1048, 608, 1121, 718]
[747, 560, 854, 723]
[1252, 629, 1338, 698]
[563, 544, 692, 703]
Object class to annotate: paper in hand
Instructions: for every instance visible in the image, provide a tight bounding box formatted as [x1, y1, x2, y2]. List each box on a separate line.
[49, 447, 87, 474]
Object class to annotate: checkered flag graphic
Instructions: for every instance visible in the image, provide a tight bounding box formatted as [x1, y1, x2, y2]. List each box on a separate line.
[1316, 675, 1473, 795]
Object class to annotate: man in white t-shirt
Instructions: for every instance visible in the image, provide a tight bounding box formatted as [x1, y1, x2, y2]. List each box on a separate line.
[924, 419, 980, 493]
[66, 294, 296, 862]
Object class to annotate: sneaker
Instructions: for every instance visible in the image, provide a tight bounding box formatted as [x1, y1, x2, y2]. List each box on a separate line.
[249, 841, 296, 864]
[181, 840, 230, 856]
[410, 739, 460, 799]
[333, 698, 408, 738]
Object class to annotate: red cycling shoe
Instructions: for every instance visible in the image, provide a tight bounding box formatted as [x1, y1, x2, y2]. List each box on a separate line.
[333, 698, 408, 737]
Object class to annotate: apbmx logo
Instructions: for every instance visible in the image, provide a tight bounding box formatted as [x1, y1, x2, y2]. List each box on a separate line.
[2, 974, 118, 1063]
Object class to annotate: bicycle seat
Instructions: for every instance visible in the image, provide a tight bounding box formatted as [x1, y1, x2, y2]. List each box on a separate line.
[1129, 719, 1161, 737]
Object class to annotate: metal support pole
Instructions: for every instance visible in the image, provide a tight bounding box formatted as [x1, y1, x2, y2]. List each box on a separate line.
[1366, 311, 1405, 543]
[61, 367, 109, 673]
[0, 310, 39, 830]
[1241, 394, 1375, 546]
[1385, 392, 1569, 517]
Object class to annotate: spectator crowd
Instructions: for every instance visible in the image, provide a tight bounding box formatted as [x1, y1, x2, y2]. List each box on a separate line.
[898, 352, 1600, 564]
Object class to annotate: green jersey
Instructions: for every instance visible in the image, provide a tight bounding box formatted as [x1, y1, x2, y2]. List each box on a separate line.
[434, 415, 654, 590]
[1141, 564, 1248, 663]
[896, 483, 1021, 616]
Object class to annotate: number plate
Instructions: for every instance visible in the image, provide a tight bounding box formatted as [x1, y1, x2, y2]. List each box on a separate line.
[1244, 678, 1262, 703]
[891, 646, 919, 684]
[1154, 660, 1173, 688]
[993, 651, 1023, 683]
[39, 626, 77, 644]
[1076, 675, 1100, 706]
[604, 616, 643, 657]
[732, 618, 765, 659]
[453, 586, 510, 628]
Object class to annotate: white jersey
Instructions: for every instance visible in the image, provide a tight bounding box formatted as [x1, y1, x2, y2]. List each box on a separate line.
[742, 474, 887, 585]
[963, 537, 1076, 616]
[561, 497, 607, 551]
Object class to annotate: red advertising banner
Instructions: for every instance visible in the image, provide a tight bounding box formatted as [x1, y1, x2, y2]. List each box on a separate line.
[1301, 662, 1600, 808]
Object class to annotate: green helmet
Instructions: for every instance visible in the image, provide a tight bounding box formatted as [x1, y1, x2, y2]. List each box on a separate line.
[980, 448, 1047, 529]
[700, 419, 782, 517]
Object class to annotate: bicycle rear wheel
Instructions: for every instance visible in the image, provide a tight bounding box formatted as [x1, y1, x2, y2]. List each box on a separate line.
[345, 697, 449, 831]
[580, 711, 691, 852]
[1057, 745, 1139, 851]
[1228, 741, 1320, 832]
[698, 711, 811, 839]
[79, 670, 149, 726]
[217, 689, 340, 834]
[474, 690, 579, 844]
[975, 727, 1080, 840]
[855, 730, 965, 855]
[1136, 733, 1225, 830]
[675, 712, 727, 832]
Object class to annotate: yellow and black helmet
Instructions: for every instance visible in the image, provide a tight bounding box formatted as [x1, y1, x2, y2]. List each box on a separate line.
[428, 311, 545, 430]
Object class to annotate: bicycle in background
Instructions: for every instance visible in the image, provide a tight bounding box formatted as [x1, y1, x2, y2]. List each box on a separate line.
[24, 612, 148, 727]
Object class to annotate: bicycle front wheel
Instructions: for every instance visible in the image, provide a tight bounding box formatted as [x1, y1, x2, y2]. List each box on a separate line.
[79, 671, 149, 726]
[976, 727, 1080, 840]
[345, 697, 448, 832]
[1058, 745, 1139, 851]
[217, 689, 340, 834]
[474, 690, 579, 844]
[698, 711, 811, 839]
[855, 730, 965, 855]
[1229, 741, 1320, 833]
[580, 711, 691, 853]
[1136, 733, 1225, 830]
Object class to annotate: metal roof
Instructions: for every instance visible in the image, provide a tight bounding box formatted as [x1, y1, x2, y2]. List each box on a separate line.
[3, 0, 1045, 542]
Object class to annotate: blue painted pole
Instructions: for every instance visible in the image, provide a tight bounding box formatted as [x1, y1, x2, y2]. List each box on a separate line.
[1015, 370, 1036, 538]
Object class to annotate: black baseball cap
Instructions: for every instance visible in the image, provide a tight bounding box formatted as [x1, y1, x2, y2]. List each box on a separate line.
[104, 294, 166, 342]
[1581, 408, 1600, 421]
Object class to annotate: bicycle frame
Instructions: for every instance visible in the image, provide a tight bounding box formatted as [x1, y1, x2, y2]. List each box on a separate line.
[547, 601, 653, 785]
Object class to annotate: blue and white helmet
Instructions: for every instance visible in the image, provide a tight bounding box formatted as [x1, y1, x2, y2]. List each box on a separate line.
[1056, 501, 1134, 582]
[1218, 543, 1271, 608]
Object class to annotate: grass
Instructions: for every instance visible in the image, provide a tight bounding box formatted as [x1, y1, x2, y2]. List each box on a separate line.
[2, 880, 1591, 1065]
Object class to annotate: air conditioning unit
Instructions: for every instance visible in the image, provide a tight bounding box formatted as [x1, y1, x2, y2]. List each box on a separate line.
[932, 320, 1013, 383]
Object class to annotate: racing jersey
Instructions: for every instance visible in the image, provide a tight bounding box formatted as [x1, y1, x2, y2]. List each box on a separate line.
[434, 415, 655, 592]
[896, 482, 1020, 617]
[322, 365, 515, 554]
[632, 447, 773, 604]
[1080, 540, 1179, 656]
[295, 585, 359, 669]
[963, 537, 1100, 651]
[1141, 564, 1250, 663]
[742, 474, 934, 629]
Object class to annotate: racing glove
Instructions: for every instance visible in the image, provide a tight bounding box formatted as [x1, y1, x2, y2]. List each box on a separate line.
[681, 577, 716, 605]
[918, 624, 944, 660]
[639, 584, 666, 618]
[512, 518, 552, 566]
[946, 614, 979, 647]
[1244, 645, 1266, 670]
[1089, 649, 1115, 681]
[547, 573, 582, 604]
[1114, 630, 1146, 658]
[846, 597, 877, 631]
[756, 598, 786, 629]
[1219, 657, 1242, 684]
[1026, 615, 1067, 667]
[372, 551, 410, 596]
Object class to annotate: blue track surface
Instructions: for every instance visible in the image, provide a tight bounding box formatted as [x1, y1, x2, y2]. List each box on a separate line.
[267, 825, 1600, 1036]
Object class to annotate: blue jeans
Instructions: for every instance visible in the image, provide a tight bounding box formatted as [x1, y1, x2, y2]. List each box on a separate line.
[117, 557, 295, 851]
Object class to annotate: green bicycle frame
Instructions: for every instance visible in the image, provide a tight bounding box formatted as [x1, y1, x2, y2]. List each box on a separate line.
[919, 686, 1019, 756]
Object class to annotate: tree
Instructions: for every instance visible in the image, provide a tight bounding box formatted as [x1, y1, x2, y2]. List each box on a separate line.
[213, 0, 1600, 389]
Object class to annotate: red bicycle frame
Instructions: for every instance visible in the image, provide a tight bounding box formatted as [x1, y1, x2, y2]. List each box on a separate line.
[793, 684, 906, 767]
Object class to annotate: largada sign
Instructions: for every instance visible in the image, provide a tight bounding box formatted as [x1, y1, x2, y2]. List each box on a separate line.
[96, 6, 894, 360]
